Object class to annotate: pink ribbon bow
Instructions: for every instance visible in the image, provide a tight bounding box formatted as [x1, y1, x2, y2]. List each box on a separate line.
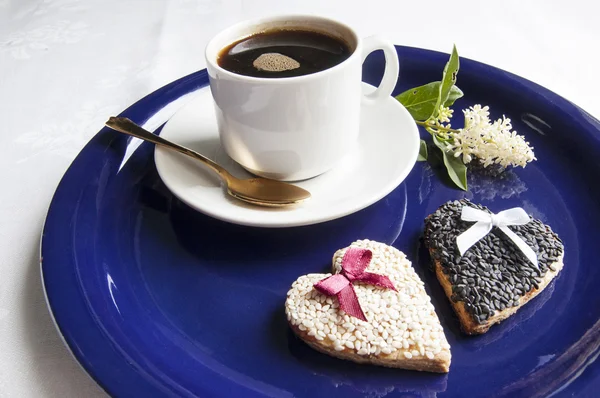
[314, 247, 396, 322]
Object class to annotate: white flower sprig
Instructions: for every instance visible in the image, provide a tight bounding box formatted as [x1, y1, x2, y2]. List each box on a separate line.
[396, 45, 537, 190]
[439, 105, 536, 168]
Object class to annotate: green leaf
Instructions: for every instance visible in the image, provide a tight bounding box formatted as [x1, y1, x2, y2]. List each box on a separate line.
[396, 82, 463, 121]
[444, 85, 463, 108]
[442, 152, 468, 191]
[417, 140, 428, 161]
[432, 134, 468, 191]
[433, 45, 460, 118]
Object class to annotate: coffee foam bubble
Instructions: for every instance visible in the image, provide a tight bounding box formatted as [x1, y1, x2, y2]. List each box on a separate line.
[253, 53, 300, 72]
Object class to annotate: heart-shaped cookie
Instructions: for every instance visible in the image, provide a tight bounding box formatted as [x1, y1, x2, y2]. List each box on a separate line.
[424, 199, 565, 335]
[285, 240, 451, 373]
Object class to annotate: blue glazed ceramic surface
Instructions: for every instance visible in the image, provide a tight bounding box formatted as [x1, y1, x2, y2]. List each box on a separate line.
[41, 46, 600, 397]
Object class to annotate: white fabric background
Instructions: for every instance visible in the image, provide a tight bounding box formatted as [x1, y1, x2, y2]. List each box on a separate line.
[1, 0, 598, 396]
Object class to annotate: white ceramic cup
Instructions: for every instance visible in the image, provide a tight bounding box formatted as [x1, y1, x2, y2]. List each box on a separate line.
[205, 15, 399, 181]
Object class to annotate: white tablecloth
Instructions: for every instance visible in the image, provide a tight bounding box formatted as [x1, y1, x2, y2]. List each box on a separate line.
[1, 1, 598, 396]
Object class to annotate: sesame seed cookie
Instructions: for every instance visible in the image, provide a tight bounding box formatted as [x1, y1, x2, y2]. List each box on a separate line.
[285, 239, 451, 373]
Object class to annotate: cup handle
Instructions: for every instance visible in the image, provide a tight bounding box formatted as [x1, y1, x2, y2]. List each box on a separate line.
[361, 35, 399, 105]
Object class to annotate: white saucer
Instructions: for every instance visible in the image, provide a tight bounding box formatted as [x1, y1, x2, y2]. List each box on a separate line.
[155, 83, 419, 228]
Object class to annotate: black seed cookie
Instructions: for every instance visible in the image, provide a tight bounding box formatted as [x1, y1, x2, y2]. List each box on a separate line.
[424, 199, 564, 334]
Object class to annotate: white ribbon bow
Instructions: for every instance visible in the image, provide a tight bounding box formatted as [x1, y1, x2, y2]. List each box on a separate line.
[456, 206, 538, 268]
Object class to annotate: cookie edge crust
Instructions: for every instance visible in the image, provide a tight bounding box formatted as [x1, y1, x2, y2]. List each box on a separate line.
[287, 320, 451, 373]
[431, 251, 564, 335]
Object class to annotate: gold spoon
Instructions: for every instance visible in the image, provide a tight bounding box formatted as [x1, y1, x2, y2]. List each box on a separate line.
[105, 117, 311, 207]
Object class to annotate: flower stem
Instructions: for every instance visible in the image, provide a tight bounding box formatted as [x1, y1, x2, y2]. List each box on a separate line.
[416, 120, 461, 133]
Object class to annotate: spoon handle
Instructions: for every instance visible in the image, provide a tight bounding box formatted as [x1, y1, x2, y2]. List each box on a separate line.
[105, 117, 230, 180]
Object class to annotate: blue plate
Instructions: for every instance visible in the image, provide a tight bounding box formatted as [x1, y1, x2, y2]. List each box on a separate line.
[42, 46, 600, 397]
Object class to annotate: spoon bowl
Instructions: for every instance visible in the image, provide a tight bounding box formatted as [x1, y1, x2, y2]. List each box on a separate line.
[227, 177, 311, 207]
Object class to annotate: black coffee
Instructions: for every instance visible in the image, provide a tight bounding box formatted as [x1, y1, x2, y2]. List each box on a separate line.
[217, 29, 352, 78]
